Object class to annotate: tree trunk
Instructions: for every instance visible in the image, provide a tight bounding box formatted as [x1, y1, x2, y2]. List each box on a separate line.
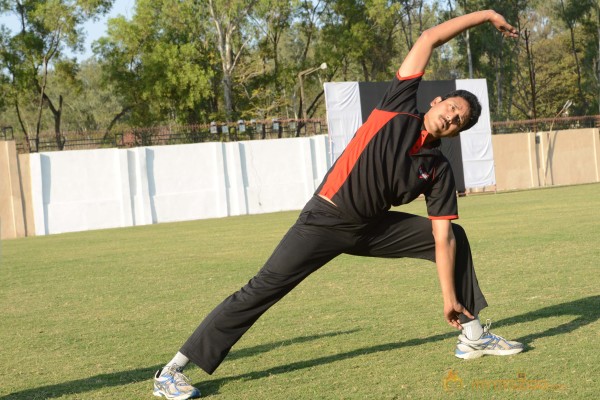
[208, 0, 258, 122]
[399, 6, 414, 50]
[35, 57, 49, 149]
[417, 0, 424, 33]
[15, 100, 32, 153]
[524, 29, 538, 131]
[495, 50, 503, 116]
[306, 89, 324, 120]
[361, 60, 370, 82]
[465, 29, 473, 79]
[597, 2, 600, 114]
[568, 24, 587, 110]
[103, 106, 133, 142]
[296, 0, 320, 120]
[559, 0, 588, 111]
[44, 93, 64, 150]
[54, 95, 64, 150]
[222, 73, 233, 121]
[456, 0, 473, 79]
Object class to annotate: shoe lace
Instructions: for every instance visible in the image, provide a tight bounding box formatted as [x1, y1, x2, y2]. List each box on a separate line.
[483, 319, 509, 341]
[166, 364, 192, 385]
[484, 318, 492, 332]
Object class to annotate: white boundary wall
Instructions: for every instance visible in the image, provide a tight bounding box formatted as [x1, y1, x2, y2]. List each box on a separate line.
[28, 135, 330, 235]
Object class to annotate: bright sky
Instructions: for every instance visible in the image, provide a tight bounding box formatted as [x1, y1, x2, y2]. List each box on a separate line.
[0, 0, 136, 61]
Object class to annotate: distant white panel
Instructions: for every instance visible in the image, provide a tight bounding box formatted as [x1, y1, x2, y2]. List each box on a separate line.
[456, 79, 495, 188]
[324, 82, 362, 162]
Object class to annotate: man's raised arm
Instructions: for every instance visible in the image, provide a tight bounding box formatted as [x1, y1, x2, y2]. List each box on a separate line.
[398, 10, 519, 78]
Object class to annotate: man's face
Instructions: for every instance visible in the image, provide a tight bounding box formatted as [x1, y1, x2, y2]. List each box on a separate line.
[423, 96, 471, 138]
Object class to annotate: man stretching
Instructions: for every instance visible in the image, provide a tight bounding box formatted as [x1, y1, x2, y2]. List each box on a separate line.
[153, 9, 522, 399]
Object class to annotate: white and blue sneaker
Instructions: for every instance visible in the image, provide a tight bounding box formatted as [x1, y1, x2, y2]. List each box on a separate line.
[153, 364, 201, 399]
[455, 321, 524, 360]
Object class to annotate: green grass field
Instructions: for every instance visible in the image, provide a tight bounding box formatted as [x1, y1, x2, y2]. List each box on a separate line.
[1, 184, 599, 399]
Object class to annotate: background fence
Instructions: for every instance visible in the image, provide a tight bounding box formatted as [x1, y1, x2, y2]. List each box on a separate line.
[9, 119, 326, 153]
[3, 115, 600, 153]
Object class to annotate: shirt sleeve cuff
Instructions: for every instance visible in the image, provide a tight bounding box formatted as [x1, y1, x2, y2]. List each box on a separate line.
[396, 71, 424, 81]
[428, 215, 459, 220]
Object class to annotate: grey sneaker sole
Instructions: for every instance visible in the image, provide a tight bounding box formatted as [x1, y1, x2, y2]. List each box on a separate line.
[153, 389, 201, 400]
[455, 347, 524, 360]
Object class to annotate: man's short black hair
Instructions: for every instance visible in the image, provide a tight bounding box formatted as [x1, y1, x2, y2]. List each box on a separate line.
[441, 89, 482, 132]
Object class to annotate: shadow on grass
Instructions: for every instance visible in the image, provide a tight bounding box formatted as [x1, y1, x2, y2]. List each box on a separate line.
[502, 295, 600, 345]
[226, 329, 360, 361]
[0, 365, 163, 400]
[0, 330, 358, 399]
[3, 296, 598, 399]
[200, 295, 600, 396]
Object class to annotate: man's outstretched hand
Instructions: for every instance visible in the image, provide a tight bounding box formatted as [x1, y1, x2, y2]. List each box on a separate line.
[444, 301, 474, 330]
[489, 11, 519, 38]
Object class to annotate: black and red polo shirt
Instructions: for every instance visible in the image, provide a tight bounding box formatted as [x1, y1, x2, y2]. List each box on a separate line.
[316, 71, 458, 221]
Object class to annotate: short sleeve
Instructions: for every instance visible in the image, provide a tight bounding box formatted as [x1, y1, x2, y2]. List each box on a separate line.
[424, 159, 459, 220]
[376, 72, 424, 113]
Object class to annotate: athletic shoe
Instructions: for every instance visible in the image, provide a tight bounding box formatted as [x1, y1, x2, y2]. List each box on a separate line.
[455, 320, 524, 360]
[153, 364, 201, 399]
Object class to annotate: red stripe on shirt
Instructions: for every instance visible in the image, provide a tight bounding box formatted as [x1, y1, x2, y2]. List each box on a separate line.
[396, 71, 424, 81]
[429, 215, 459, 220]
[319, 109, 398, 199]
[409, 130, 430, 155]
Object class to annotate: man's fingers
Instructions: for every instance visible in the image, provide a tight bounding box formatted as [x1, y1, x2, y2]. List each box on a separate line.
[446, 312, 462, 330]
[499, 25, 519, 38]
[461, 308, 475, 320]
[448, 319, 462, 330]
[500, 24, 517, 32]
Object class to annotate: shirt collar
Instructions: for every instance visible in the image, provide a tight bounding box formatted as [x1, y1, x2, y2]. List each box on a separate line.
[410, 130, 441, 155]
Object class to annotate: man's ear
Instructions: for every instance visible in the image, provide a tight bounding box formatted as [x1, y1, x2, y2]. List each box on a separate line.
[430, 96, 443, 107]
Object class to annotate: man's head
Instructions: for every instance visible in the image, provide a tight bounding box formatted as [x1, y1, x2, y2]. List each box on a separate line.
[424, 90, 482, 138]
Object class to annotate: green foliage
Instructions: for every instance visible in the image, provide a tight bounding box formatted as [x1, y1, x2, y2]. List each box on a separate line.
[511, 11, 577, 119]
[0, 0, 113, 148]
[93, 0, 215, 126]
[553, 0, 599, 114]
[234, 0, 297, 119]
[48, 59, 122, 132]
[317, 0, 408, 82]
[1, 0, 599, 140]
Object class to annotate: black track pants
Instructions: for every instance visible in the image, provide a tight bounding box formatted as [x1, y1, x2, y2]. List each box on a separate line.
[180, 196, 488, 374]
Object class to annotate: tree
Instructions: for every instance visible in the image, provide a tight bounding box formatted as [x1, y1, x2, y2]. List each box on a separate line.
[205, 0, 259, 122]
[321, 0, 379, 82]
[252, 0, 295, 83]
[240, 0, 296, 119]
[555, 0, 596, 113]
[588, 0, 600, 114]
[293, 0, 328, 121]
[94, 0, 215, 128]
[474, 0, 523, 120]
[0, 0, 112, 151]
[511, 10, 578, 123]
[48, 58, 123, 133]
[3, 0, 597, 144]
[398, 0, 427, 56]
